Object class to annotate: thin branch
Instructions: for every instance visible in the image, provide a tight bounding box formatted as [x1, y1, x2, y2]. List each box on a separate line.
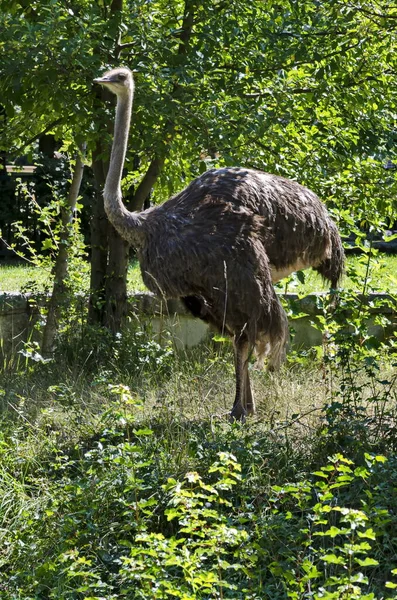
[9, 116, 68, 159]
[242, 73, 386, 99]
[214, 39, 366, 79]
[129, 0, 198, 211]
[130, 156, 165, 211]
[267, 406, 324, 434]
[272, 28, 348, 37]
[0, 236, 40, 266]
[243, 87, 314, 98]
[351, 4, 397, 20]
[42, 143, 86, 355]
[117, 41, 137, 51]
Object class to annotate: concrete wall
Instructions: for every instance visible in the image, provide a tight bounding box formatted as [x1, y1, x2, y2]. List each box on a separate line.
[0, 292, 42, 353]
[1, 291, 396, 355]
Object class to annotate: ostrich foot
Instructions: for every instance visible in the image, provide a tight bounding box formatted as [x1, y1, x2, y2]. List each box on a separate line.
[229, 404, 247, 423]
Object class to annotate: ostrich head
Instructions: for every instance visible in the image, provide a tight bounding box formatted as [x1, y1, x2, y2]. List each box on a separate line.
[93, 67, 134, 96]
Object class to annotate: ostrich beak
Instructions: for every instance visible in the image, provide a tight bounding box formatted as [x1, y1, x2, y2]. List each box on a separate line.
[93, 76, 109, 85]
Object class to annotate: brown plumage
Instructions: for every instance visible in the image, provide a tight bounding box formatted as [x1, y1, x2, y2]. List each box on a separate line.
[94, 66, 344, 421]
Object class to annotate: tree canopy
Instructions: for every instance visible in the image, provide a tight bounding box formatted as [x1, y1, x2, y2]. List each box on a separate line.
[2, 0, 397, 224]
[1, 0, 397, 327]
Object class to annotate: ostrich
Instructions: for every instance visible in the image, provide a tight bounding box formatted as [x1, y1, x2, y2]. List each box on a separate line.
[94, 67, 344, 421]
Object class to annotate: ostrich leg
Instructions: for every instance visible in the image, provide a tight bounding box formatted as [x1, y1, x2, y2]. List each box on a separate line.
[231, 336, 254, 421]
[244, 362, 255, 415]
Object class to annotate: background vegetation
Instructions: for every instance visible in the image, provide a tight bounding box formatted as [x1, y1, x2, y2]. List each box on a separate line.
[1, 254, 397, 295]
[1, 0, 397, 326]
[1, 335, 396, 598]
[0, 0, 397, 598]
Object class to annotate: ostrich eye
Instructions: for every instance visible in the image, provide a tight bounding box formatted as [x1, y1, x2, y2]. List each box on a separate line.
[118, 73, 127, 81]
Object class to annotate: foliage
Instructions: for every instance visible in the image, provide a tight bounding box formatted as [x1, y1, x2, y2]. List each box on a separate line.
[4, 178, 88, 288]
[318, 342, 397, 457]
[2, 254, 397, 294]
[1, 1, 397, 595]
[119, 451, 248, 598]
[1, 0, 397, 332]
[1, 337, 397, 598]
[266, 453, 393, 600]
[1, 0, 397, 215]
[1, 388, 397, 598]
[0, 153, 94, 253]
[3, 175, 90, 356]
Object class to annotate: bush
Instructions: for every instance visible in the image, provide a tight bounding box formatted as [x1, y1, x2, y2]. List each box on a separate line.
[1, 381, 397, 599]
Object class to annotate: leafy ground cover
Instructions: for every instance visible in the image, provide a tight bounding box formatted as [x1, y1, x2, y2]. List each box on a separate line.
[1, 325, 396, 599]
[1, 254, 397, 295]
[1, 231, 396, 599]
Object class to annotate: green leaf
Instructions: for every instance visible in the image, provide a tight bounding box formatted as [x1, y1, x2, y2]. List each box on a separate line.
[133, 428, 154, 436]
[164, 508, 181, 521]
[357, 528, 376, 540]
[354, 557, 379, 567]
[41, 238, 55, 250]
[325, 526, 346, 538]
[321, 554, 345, 564]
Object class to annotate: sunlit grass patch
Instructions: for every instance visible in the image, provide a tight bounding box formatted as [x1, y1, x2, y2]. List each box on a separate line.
[1, 254, 396, 293]
[275, 254, 397, 294]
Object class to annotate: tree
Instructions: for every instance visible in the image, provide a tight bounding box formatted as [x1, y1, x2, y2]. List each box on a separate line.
[41, 145, 86, 355]
[1, 0, 396, 334]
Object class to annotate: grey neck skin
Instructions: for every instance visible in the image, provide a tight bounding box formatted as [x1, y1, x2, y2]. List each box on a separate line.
[104, 87, 146, 247]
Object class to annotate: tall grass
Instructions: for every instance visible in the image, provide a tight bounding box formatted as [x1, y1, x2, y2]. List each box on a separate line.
[1, 319, 396, 598]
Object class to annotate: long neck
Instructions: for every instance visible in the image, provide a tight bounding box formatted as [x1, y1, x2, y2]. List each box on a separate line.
[104, 88, 145, 246]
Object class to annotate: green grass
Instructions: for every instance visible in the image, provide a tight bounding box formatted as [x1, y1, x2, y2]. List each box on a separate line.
[1, 254, 397, 294]
[275, 252, 397, 294]
[1, 332, 396, 598]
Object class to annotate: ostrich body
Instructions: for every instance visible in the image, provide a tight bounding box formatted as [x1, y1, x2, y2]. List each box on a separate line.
[94, 67, 344, 421]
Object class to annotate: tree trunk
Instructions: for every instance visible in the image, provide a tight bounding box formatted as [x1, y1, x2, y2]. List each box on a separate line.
[88, 0, 197, 332]
[89, 105, 131, 332]
[41, 145, 85, 355]
[88, 140, 109, 325]
[105, 224, 130, 333]
[88, 0, 130, 331]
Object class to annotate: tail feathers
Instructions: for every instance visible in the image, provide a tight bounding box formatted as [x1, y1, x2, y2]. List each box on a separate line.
[254, 296, 289, 371]
[314, 221, 345, 289]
